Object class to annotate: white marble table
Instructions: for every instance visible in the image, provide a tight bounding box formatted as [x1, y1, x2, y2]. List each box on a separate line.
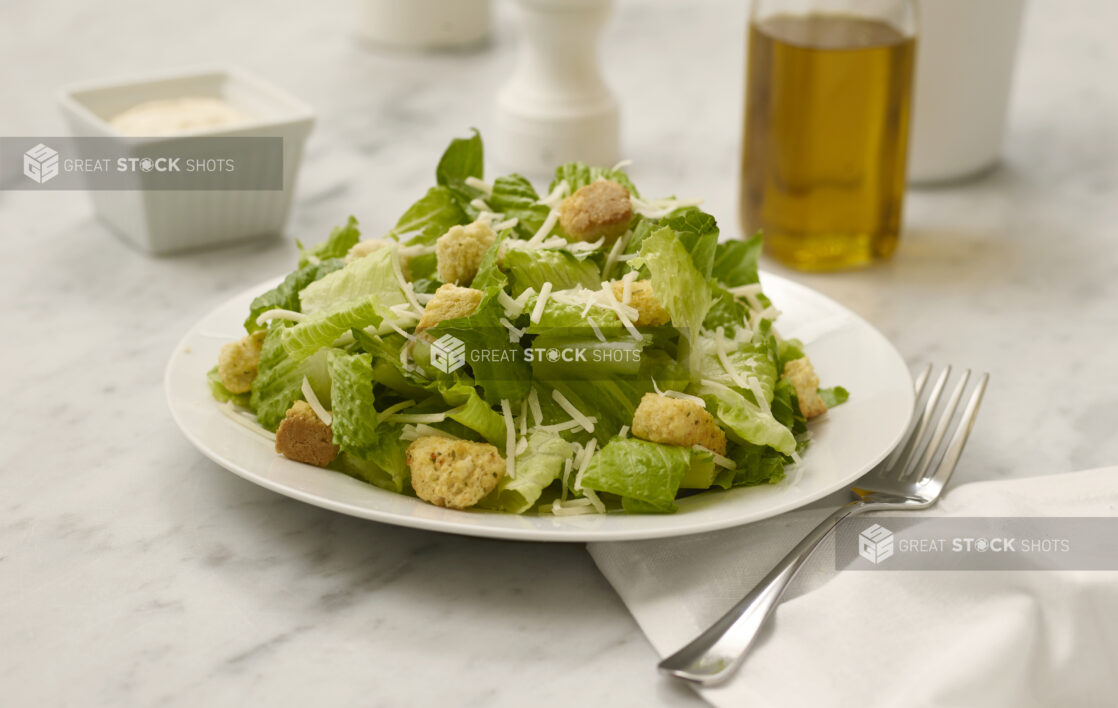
[3, 0, 1117, 705]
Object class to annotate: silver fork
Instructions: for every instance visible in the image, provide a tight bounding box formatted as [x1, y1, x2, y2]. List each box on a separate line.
[658, 365, 989, 686]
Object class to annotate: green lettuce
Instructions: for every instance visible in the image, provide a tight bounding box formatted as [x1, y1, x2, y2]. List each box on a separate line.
[550, 162, 640, 197]
[250, 324, 331, 430]
[580, 437, 691, 512]
[298, 216, 361, 267]
[712, 232, 763, 287]
[283, 296, 384, 360]
[387, 186, 467, 244]
[326, 350, 378, 454]
[488, 174, 551, 239]
[502, 248, 601, 297]
[629, 226, 713, 369]
[298, 245, 411, 324]
[244, 258, 346, 333]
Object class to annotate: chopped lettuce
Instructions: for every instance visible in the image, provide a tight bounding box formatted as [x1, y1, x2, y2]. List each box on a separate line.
[244, 258, 345, 333]
[502, 248, 601, 296]
[298, 216, 361, 267]
[580, 437, 691, 513]
[207, 130, 846, 516]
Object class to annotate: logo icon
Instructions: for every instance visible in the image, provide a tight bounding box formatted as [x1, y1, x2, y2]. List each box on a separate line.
[858, 523, 895, 564]
[430, 334, 467, 374]
[23, 143, 60, 184]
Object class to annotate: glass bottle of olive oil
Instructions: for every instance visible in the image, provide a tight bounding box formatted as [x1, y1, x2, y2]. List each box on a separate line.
[741, 2, 917, 270]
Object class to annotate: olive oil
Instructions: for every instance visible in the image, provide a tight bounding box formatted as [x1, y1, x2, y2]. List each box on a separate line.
[741, 14, 916, 270]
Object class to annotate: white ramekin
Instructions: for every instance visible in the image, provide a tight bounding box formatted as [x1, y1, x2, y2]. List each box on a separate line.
[58, 67, 315, 254]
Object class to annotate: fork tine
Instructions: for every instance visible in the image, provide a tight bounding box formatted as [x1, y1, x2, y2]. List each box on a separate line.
[910, 370, 971, 482]
[922, 373, 988, 494]
[912, 363, 933, 399]
[878, 363, 936, 473]
[891, 365, 951, 478]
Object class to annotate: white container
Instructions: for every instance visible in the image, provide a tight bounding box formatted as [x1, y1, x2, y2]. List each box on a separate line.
[357, 0, 490, 50]
[908, 0, 1027, 183]
[58, 67, 315, 254]
[494, 0, 619, 178]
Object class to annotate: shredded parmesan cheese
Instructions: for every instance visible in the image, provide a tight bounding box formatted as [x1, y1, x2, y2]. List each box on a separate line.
[529, 209, 560, 245]
[500, 399, 517, 479]
[573, 438, 597, 491]
[388, 412, 448, 424]
[464, 176, 492, 195]
[693, 444, 736, 470]
[255, 308, 307, 325]
[618, 425, 629, 438]
[747, 376, 772, 416]
[530, 282, 553, 324]
[528, 388, 543, 427]
[301, 376, 332, 426]
[551, 390, 595, 433]
[581, 488, 606, 514]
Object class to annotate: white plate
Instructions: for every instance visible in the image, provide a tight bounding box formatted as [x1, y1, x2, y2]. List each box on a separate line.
[166, 272, 913, 542]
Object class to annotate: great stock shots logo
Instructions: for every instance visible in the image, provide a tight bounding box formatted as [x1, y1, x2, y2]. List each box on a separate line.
[23, 143, 59, 184]
[430, 334, 467, 374]
[858, 523, 895, 564]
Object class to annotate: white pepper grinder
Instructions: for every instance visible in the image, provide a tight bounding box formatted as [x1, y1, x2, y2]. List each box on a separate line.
[494, 0, 620, 177]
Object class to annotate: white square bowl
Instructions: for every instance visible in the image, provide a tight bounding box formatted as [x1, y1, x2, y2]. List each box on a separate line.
[58, 67, 315, 254]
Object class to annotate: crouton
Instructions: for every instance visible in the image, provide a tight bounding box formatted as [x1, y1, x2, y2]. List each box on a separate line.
[559, 180, 633, 243]
[345, 238, 392, 263]
[275, 401, 339, 467]
[406, 436, 505, 510]
[436, 219, 497, 285]
[611, 279, 670, 326]
[783, 357, 827, 419]
[217, 330, 267, 394]
[415, 283, 484, 333]
[631, 393, 727, 455]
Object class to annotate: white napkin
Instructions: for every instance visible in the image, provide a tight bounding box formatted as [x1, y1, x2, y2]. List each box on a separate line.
[588, 468, 1118, 708]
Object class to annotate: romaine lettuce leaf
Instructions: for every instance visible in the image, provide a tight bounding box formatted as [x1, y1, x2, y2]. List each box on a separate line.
[580, 437, 691, 513]
[338, 432, 411, 493]
[250, 324, 331, 430]
[550, 162, 640, 198]
[488, 174, 550, 239]
[502, 248, 601, 297]
[298, 245, 411, 322]
[244, 258, 346, 333]
[712, 232, 763, 287]
[662, 207, 719, 277]
[436, 129, 485, 216]
[283, 296, 384, 360]
[629, 226, 712, 369]
[819, 386, 850, 408]
[298, 216, 361, 267]
[387, 186, 468, 244]
[326, 350, 377, 454]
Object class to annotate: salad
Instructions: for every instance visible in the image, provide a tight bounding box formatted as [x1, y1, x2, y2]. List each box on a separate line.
[208, 131, 847, 515]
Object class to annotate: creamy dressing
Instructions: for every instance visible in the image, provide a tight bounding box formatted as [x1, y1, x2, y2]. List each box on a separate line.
[109, 97, 251, 136]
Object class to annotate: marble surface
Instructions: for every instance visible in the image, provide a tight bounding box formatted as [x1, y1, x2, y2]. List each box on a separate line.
[2, 0, 1117, 705]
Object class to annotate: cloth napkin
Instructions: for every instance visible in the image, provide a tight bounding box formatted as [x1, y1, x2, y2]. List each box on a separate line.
[588, 468, 1118, 708]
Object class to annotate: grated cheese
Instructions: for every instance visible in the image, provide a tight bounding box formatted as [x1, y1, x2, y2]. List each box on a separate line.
[588, 319, 606, 343]
[693, 444, 736, 470]
[301, 376, 332, 426]
[500, 399, 517, 479]
[728, 283, 763, 298]
[620, 270, 638, 305]
[530, 282, 553, 324]
[493, 217, 518, 232]
[581, 488, 606, 513]
[537, 417, 598, 434]
[561, 456, 574, 501]
[528, 209, 560, 245]
[519, 398, 528, 438]
[388, 412, 448, 424]
[538, 180, 569, 209]
[400, 423, 458, 441]
[470, 198, 492, 213]
[662, 389, 707, 408]
[464, 176, 492, 195]
[499, 317, 525, 344]
[618, 425, 629, 438]
[546, 498, 596, 516]
[573, 438, 597, 491]
[256, 308, 307, 326]
[515, 436, 528, 456]
[527, 387, 543, 427]
[552, 390, 595, 433]
[747, 376, 772, 416]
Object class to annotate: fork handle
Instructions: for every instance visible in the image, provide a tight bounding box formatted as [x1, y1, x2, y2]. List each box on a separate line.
[658, 500, 870, 685]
